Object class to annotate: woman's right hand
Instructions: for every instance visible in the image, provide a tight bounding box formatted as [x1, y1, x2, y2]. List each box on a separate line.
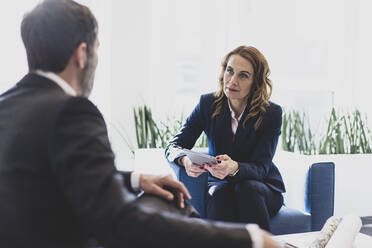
[181, 156, 208, 178]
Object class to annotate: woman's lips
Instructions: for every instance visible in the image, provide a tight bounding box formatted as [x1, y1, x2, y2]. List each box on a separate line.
[226, 87, 238, 92]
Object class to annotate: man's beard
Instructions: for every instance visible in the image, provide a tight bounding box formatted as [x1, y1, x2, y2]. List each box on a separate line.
[80, 54, 97, 98]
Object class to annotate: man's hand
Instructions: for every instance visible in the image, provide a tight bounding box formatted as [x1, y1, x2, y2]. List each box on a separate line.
[139, 174, 191, 208]
[204, 154, 238, 180]
[181, 155, 208, 178]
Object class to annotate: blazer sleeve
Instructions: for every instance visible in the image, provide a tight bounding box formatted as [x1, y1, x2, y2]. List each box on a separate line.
[165, 95, 205, 164]
[229, 104, 282, 183]
[118, 170, 137, 193]
[49, 97, 252, 248]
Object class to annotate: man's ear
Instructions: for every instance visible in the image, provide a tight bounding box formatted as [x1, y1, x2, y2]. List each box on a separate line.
[74, 42, 88, 69]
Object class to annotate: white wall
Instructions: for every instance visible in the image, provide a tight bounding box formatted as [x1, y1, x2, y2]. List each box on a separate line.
[0, 1, 39, 93]
[107, 0, 372, 165]
[1, 0, 371, 215]
[2, 0, 371, 160]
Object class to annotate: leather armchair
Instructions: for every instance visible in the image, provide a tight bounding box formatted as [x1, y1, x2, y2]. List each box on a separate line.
[169, 151, 335, 235]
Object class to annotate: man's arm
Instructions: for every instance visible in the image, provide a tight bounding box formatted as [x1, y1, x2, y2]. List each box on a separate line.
[117, 171, 137, 192]
[117, 170, 191, 209]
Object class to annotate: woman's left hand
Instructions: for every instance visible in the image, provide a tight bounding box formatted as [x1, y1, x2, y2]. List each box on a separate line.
[204, 154, 239, 180]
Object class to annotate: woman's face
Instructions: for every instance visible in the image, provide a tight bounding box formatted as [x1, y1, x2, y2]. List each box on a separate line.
[223, 54, 254, 102]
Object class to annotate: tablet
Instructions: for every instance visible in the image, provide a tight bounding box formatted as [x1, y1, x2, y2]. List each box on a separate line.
[182, 148, 218, 165]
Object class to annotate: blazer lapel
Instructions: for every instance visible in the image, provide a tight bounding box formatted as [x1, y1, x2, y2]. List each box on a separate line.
[234, 99, 256, 149]
[214, 100, 233, 156]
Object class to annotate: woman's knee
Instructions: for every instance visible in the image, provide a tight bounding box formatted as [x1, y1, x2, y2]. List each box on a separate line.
[208, 183, 231, 197]
[206, 183, 236, 221]
[234, 180, 270, 200]
[234, 180, 264, 197]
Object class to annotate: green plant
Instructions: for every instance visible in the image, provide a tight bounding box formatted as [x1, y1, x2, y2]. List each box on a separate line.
[132, 105, 208, 149]
[282, 107, 372, 155]
[157, 113, 186, 148]
[281, 109, 316, 155]
[281, 109, 295, 152]
[158, 114, 209, 148]
[122, 105, 372, 155]
[158, 114, 208, 148]
[318, 108, 372, 154]
[133, 105, 162, 148]
[318, 108, 345, 154]
[344, 110, 372, 153]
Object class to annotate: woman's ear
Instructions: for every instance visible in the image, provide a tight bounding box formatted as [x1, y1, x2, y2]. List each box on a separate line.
[74, 42, 88, 69]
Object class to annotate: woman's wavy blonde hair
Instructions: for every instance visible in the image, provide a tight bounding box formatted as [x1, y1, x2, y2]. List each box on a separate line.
[212, 45, 272, 130]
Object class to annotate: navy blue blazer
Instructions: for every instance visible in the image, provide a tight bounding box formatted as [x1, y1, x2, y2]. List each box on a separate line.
[166, 93, 285, 193]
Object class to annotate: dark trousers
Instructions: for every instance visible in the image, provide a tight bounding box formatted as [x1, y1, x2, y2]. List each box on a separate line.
[206, 180, 283, 231]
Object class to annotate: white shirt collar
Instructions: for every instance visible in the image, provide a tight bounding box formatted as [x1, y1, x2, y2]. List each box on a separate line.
[227, 100, 247, 121]
[34, 70, 77, 96]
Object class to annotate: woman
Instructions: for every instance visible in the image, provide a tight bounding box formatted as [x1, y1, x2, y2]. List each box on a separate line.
[165, 45, 285, 231]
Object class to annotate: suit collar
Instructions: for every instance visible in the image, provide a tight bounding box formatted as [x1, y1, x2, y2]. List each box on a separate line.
[34, 70, 77, 96]
[216, 96, 256, 143]
[17, 73, 67, 94]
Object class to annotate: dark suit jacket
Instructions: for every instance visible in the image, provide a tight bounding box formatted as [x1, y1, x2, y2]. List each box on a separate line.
[0, 74, 252, 248]
[166, 93, 285, 193]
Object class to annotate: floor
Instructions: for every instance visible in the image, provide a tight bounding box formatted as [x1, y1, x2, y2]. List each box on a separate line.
[361, 216, 372, 236]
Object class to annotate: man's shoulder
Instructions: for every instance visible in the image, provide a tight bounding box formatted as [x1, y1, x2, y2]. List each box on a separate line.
[1, 74, 66, 114]
[1, 73, 101, 121]
[20, 73, 99, 111]
[59, 96, 102, 119]
[6, 73, 72, 105]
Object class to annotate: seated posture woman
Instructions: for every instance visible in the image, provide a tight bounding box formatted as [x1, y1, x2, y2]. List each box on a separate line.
[165, 45, 285, 231]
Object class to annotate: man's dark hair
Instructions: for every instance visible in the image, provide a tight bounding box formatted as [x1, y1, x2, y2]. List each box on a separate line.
[21, 0, 98, 72]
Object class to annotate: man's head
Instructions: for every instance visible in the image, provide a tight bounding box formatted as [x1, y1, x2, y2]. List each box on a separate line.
[21, 0, 98, 96]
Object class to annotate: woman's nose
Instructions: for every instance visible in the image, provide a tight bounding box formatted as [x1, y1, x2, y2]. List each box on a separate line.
[229, 75, 238, 86]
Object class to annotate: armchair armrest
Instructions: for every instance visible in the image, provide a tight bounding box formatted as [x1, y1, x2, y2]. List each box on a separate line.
[306, 162, 335, 231]
[169, 162, 208, 218]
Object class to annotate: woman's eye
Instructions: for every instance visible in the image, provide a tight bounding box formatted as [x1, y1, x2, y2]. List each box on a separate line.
[226, 68, 233, 74]
[240, 74, 248, 79]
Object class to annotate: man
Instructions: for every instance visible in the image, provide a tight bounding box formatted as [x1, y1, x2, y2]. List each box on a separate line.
[0, 0, 282, 247]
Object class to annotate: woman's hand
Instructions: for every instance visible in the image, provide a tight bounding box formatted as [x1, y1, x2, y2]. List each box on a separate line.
[181, 156, 208, 178]
[204, 154, 239, 180]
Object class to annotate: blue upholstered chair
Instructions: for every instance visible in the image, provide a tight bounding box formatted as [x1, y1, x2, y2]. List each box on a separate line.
[169, 150, 335, 235]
